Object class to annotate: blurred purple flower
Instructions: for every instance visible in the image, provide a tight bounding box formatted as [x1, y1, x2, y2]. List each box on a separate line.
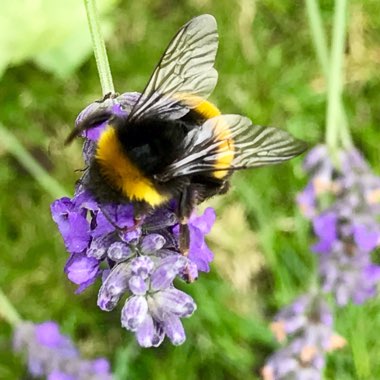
[263, 294, 346, 380]
[51, 93, 215, 347]
[14, 321, 112, 379]
[312, 212, 338, 254]
[297, 144, 380, 305]
[319, 241, 380, 305]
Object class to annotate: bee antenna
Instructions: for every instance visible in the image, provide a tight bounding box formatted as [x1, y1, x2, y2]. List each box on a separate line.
[64, 110, 114, 146]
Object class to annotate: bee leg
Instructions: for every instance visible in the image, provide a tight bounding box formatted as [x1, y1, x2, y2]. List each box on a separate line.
[177, 188, 198, 283]
[95, 92, 119, 103]
[179, 221, 190, 256]
[179, 221, 196, 283]
[124, 214, 145, 233]
[74, 165, 89, 174]
[178, 187, 194, 255]
[124, 201, 149, 232]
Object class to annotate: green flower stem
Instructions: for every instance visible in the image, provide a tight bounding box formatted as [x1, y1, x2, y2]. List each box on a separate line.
[306, 0, 352, 148]
[325, 0, 348, 151]
[0, 288, 22, 326]
[0, 125, 67, 199]
[305, 0, 330, 73]
[84, 0, 115, 96]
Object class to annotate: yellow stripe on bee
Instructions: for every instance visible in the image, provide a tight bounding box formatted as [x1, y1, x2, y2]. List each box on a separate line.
[96, 126, 168, 207]
[176, 94, 234, 179]
[192, 98, 221, 119]
[211, 117, 235, 179]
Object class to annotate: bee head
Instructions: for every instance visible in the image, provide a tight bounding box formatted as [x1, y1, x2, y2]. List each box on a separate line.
[65, 109, 114, 146]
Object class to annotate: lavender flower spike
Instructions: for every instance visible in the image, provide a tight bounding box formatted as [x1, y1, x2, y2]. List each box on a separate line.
[262, 293, 346, 380]
[51, 94, 216, 347]
[14, 321, 113, 380]
[298, 145, 380, 305]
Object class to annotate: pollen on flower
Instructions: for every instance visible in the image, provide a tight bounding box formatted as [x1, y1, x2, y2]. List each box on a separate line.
[270, 321, 287, 343]
[366, 188, 380, 204]
[327, 334, 347, 352]
[300, 345, 318, 363]
[261, 366, 274, 380]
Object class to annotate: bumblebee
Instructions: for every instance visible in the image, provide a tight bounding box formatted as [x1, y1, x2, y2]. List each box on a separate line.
[66, 15, 307, 254]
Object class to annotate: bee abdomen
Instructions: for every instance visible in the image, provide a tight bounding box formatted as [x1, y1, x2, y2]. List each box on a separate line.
[94, 126, 169, 207]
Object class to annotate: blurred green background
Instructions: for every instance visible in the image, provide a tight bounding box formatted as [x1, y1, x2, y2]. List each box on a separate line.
[1, 0, 380, 379]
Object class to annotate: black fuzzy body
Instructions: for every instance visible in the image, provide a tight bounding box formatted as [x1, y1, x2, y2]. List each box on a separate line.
[85, 113, 229, 217]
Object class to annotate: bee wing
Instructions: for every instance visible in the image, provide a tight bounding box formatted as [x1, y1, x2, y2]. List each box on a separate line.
[156, 115, 308, 180]
[127, 14, 218, 122]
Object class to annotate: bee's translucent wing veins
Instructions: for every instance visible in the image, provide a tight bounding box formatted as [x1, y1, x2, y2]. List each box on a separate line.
[128, 14, 219, 122]
[156, 115, 308, 180]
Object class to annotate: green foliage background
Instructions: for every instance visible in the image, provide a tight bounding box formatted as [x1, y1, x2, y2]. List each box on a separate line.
[1, 0, 380, 379]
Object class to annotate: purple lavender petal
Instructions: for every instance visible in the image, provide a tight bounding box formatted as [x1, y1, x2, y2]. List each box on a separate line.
[273, 295, 311, 338]
[135, 314, 155, 348]
[87, 234, 116, 260]
[352, 224, 380, 253]
[189, 207, 216, 234]
[154, 288, 196, 318]
[162, 313, 186, 346]
[48, 372, 75, 380]
[312, 239, 335, 255]
[72, 190, 99, 211]
[75, 275, 100, 294]
[312, 212, 337, 254]
[151, 321, 165, 347]
[129, 256, 155, 279]
[84, 121, 108, 141]
[64, 253, 100, 287]
[51, 197, 74, 220]
[144, 209, 177, 230]
[150, 255, 188, 290]
[128, 275, 148, 295]
[313, 212, 337, 244]
[107, 242, 133, 262]
[51, 199, 90, 253]
[135, 315, 165, 348]
[353, 264, 380, 304]
[114, 204, 135, 227]
[98, 262, 131, 311]
[92, 210, 116, 238]
[363, 264, 380, 284]
[297, 182, 316, 218]
[180, 260, 198, 281]
[303, 144, 329, 172]
[342, 148, 368, 172]
[121, 296, 149, 331]
[188, 224, 214, 272]
[263, 352, 299, 379]
[116, 92, 140, 111]
[120, 228, 142, 244]
[140, 234, 166, 254]
[65, 213, 91, 253]
[35, 322, 75, 353]
[91, 358, 111, 374]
